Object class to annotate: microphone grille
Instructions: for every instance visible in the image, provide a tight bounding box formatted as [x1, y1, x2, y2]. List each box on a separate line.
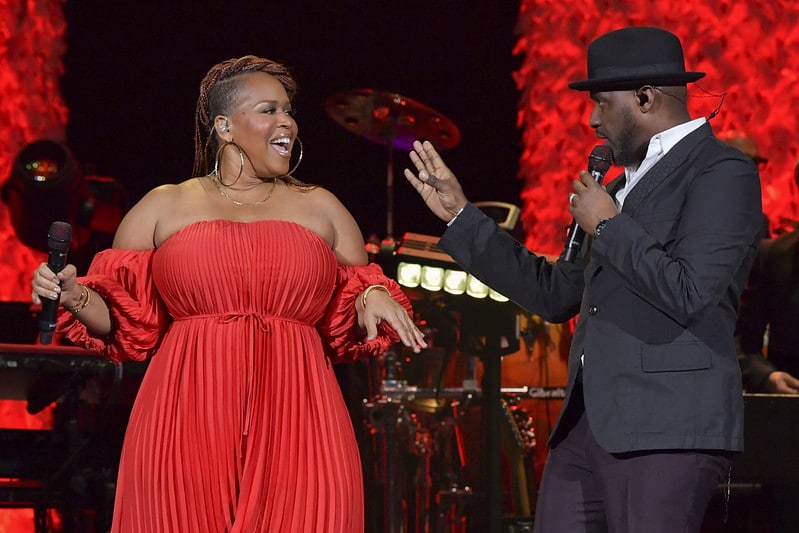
[588, 144, 614, 174]
[48, 221, 73, 252]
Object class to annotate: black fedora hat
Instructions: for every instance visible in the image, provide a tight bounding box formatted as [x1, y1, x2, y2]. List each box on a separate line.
[569, 26, 705, 92]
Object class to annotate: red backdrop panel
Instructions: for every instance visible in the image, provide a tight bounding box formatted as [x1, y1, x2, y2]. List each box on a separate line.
[0, 0, 68, 301]
[1, 2, 67, 530]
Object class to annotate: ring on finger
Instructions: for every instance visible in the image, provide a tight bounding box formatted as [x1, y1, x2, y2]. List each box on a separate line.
[569, 192, 577, 205]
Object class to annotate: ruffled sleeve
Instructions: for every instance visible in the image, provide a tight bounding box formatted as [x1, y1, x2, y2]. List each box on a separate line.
[318, 262, 413, 363]
[56, 248, 169, 362]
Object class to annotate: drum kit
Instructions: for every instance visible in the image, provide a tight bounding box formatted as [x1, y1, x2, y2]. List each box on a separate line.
[325, 91, 553, 533]
[362, 345, 539, 533]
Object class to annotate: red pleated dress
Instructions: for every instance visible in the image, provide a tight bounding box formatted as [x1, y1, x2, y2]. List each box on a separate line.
[59, 219, 409, 532]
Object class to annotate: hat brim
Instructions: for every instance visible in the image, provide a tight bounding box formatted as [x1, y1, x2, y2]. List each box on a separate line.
[568, 72, 706, 91]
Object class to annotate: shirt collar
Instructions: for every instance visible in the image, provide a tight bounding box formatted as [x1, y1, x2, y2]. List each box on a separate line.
[627, 117, 706, 173]
[653, 116, 706, 155]
[617, 117, 706, 208]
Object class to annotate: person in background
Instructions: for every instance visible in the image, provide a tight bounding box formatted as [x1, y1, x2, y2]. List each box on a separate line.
[718, 129, 772, 239]
[31, 55, 426, 533]
[404, 27, 761, 533]
[717, 129, 768, 166]
[736, 157, 799, 394]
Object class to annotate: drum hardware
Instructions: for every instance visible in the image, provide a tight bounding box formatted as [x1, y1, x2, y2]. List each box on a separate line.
[386, 385, 566, 401]
[363, 395, 412, 533]
[366, 373, 543, 532]
[348, 199, 534, 532]
[324, 88, 460, 244]
[500, 398, 537, 517]
[365, 303, 566, 531]
[380, 380, 480, 403]
[435, 483, 474, 533]
[411, 422, 434, 533]
[430, 401, 472, 533]
[501, 386, 566, 400]
[324, 89, 461, 152]
[366, 376, 481, 532]
[501, 397, 536, 455]
[365, 349, 416, 531]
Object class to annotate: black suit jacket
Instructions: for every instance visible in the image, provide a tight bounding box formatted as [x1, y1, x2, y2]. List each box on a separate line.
[737, 229, 799, 389]
[438, 123, 762, 453]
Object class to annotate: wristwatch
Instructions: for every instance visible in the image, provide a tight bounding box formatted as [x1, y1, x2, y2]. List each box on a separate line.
[594, 218, 610, 238]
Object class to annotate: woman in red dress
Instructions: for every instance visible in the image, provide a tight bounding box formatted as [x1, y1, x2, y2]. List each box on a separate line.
[32, 55, 425, 532]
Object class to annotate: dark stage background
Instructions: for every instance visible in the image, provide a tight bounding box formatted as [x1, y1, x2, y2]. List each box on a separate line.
[61, 2, 523, 244]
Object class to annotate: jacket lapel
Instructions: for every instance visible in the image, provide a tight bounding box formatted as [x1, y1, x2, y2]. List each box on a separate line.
[583, 123, 712, 281]
[622, 122, 713, 215]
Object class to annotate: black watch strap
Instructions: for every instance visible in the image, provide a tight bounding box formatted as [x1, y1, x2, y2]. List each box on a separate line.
[594, 218, 610, 238]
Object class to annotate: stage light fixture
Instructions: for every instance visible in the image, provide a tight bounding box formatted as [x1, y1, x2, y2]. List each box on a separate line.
[393, 232, 510, 302]
[488, 289, 509, 303]
[2, 140, 86, 251]
[420, 265, 444, 292]
[442, 269, 467, 295]
[390, 201, 524, 302]
[465, 275, 489, 299]
[396, 261, 421, 288]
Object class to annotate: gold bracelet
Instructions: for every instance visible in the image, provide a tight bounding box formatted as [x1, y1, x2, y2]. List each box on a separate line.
[361, 284, 390, 308]
[63, 283, 91, 315]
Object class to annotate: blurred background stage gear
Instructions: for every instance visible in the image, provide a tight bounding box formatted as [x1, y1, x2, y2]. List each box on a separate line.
[0, 343, 147, 533]
[325, 89, 461, 248]
[0, 139, 131, 532]
[324, 89, 461, 152]
[1, 111, 795, 533]
[2, 139, 128, 275]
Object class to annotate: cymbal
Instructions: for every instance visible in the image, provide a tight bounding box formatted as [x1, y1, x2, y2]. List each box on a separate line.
[325, 88, 461, 151]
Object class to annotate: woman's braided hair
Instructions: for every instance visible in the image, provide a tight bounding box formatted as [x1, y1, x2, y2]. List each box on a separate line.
[193, 55, 310, 189]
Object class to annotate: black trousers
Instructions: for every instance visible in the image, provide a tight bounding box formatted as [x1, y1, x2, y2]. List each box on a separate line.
[533, 373, 730, 533]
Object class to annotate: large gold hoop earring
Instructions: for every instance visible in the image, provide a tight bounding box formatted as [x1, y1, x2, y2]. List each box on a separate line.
[213, 141, 245, 186]
[280, 137, 303, 178]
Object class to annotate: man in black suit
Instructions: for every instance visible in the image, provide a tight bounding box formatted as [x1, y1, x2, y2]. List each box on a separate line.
[734, 177, 799, 531]
[737, 158, 799, 394]
[404, 27, 762, 532]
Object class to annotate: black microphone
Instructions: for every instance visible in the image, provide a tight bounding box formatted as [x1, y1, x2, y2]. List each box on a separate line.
[563, 145, 614, 263]
[38, 221, 73, 344]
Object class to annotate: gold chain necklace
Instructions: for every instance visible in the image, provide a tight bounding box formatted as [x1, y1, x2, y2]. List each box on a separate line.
[212, 175, 277, 206]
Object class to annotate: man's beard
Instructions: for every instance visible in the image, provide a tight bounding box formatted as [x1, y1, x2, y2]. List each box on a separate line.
[610, 108, 646, 167]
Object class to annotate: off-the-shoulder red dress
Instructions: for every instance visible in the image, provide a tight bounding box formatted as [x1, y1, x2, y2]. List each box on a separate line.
[59, 220, 410, 532]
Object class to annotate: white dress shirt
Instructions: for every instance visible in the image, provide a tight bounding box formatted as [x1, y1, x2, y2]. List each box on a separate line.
[614, 117, 707, 208]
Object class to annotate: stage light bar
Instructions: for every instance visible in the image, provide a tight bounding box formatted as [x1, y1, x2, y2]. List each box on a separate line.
[394, 232, 510, 302]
